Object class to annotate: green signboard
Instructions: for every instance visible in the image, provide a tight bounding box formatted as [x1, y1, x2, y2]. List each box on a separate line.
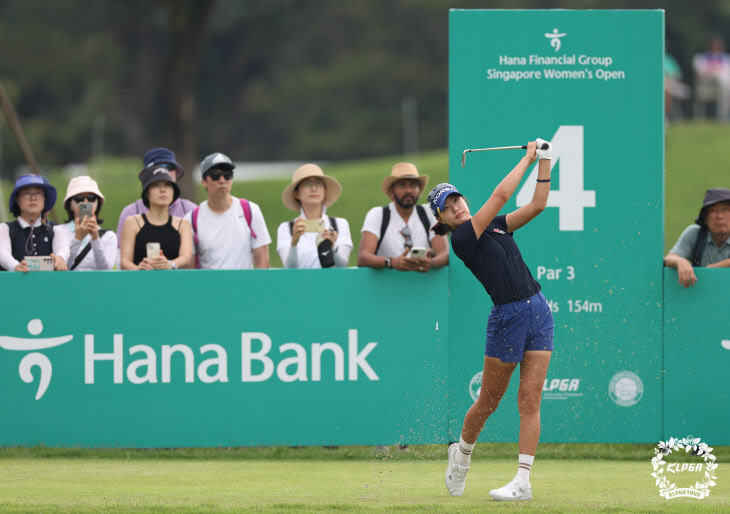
[664, 268, 730, 445]
[0, 270, 449, 447]
[448, 10, 665, 442]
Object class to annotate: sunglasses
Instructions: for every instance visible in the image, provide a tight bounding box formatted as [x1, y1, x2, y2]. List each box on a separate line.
[205, 169, 233, 181]
[72, 194, 99, 203]
[156, 163, 178, 170]
[400, 226, 413, 249]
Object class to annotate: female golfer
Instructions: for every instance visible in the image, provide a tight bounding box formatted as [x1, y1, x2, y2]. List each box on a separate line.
[431, 139, 553, 501]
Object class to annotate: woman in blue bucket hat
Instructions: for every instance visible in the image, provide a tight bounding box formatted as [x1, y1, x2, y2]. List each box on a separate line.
[432, 140, 553, 502]
[0, 174, 70, 272]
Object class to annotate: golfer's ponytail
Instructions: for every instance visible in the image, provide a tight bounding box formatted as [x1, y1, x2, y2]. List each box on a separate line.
[431, 221, 452, 236]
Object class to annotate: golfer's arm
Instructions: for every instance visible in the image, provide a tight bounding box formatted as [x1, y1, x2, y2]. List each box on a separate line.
[506, 158, 551, 232]
[472, 156, 533, 239]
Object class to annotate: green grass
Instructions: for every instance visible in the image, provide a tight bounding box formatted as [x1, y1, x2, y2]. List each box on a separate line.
[0, 453, 727, 512]
[2, 443, 729, 462]
[2, 121, 729, 264]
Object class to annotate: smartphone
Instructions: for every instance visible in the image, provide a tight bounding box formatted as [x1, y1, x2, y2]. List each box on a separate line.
[303, 219, 325, 233]
[78, 202, 94, 221]
[409, 247, 428, 258]
[146, 242, 161, 260]
[25, 256, 54, 271]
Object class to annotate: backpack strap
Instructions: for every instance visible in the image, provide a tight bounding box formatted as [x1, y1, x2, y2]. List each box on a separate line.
[191, 207, 200, 238]
[375, 206, 390, 254]
[70, 229, 109, 271]
[240, 198, 257, 238]
[288, 220, 295, 235]
[691, 225, 709, 267]
[328, 216, 338, 233]
[415, 205, 432, 249]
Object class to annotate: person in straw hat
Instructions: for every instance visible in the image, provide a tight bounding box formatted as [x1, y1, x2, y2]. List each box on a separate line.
[358, 162, 448, 272]
[277, 164, 352, 268]
[60, 176, 117, 270]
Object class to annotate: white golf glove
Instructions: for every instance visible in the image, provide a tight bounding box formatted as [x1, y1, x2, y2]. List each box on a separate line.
[536, 138, 552, 160]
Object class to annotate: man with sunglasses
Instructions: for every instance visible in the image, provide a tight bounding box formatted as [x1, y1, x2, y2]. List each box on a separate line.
[183, 152, 271, 269]
[115, 147, 197, 259]
[358, 163, 449, 273]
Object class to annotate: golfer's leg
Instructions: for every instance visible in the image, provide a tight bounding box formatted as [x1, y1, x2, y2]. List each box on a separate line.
[461, 356, 517, 443]
[516, 350, 552, 455]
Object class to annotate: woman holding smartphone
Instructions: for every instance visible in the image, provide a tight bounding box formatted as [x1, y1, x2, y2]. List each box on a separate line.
[0, 174, 70, 272]
[120, 167, 193, 270]
[433, 139, 553, 502]
[61, 176, 117, 271]
[277, 164, 352, 268]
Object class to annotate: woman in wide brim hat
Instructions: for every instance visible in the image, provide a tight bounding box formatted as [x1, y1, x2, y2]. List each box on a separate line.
[61, 176, 117, 271]
[281, 163, 342, 212]
[0, 174, 70, 272]
[277, 164, 353, 268]
[119, 167, 192, 271]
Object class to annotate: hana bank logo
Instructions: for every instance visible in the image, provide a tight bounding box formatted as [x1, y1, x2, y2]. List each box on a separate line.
[545, 28, 566, 52]
[0, 319, 73, 400]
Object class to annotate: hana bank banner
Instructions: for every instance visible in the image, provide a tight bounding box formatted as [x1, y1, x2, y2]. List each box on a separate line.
[0, 270, 449, 447]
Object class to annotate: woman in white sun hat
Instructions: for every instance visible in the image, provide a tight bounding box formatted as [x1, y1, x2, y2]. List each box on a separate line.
[277, 164, 352, 268]
[61, 176, 117, 270]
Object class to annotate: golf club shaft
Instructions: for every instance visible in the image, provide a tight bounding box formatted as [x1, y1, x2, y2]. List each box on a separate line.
[461, 142, 550, 167]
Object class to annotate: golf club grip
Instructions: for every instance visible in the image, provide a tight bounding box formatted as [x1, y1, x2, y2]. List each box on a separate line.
[520, 143, 550, 150]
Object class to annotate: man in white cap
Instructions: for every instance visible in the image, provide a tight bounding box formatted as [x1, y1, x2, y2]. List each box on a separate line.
[358, 162, 449, 272]
[183, 152, 271, 269]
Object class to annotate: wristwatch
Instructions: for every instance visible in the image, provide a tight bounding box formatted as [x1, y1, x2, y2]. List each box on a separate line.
[384, 257, 392, 269]
[169, 260, 178, 270]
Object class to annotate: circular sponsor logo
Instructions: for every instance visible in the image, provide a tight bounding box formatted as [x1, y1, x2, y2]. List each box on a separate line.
[608, 371, 643, 407]
[469, 371, 482, 401]
[651, 436, 717, 499]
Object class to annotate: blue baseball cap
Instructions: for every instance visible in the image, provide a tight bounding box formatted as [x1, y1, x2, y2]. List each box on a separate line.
[138, 147, 184, 180]
[428, 183, 463, 218]
[9, 174, 57, 214]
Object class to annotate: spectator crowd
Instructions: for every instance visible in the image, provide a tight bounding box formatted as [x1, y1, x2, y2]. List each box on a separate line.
[0, 147, 449, 274]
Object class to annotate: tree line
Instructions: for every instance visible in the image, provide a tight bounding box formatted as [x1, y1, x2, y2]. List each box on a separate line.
[1, 0, 729, 193]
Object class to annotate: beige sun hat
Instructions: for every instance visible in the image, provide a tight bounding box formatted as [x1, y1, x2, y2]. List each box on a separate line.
[63, 176, 105, 207]
[281, 164, 343, 212]
[380, 163, 429, 198]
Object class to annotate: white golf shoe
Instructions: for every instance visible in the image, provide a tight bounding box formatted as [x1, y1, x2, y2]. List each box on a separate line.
[489, 477, 532, 501]
[445, 443, 469, 496]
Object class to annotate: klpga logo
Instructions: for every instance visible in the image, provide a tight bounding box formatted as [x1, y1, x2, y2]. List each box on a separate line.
[651, 436, 718, 499]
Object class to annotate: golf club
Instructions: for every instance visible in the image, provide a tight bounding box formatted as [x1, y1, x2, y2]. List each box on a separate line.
[461, 142, 550, 167]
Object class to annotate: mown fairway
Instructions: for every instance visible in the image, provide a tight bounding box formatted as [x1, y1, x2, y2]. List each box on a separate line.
[0, 445, 728, 513]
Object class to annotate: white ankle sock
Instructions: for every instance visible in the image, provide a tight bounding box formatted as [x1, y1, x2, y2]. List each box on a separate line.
[455, 437, 474, 467]
[516, 454, 534, 484]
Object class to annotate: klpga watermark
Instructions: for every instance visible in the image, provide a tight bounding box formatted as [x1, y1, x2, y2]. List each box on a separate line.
[651, 436, 718, 499]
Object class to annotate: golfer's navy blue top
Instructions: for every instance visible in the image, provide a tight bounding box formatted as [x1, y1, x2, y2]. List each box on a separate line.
[451, 215, 540, 305]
